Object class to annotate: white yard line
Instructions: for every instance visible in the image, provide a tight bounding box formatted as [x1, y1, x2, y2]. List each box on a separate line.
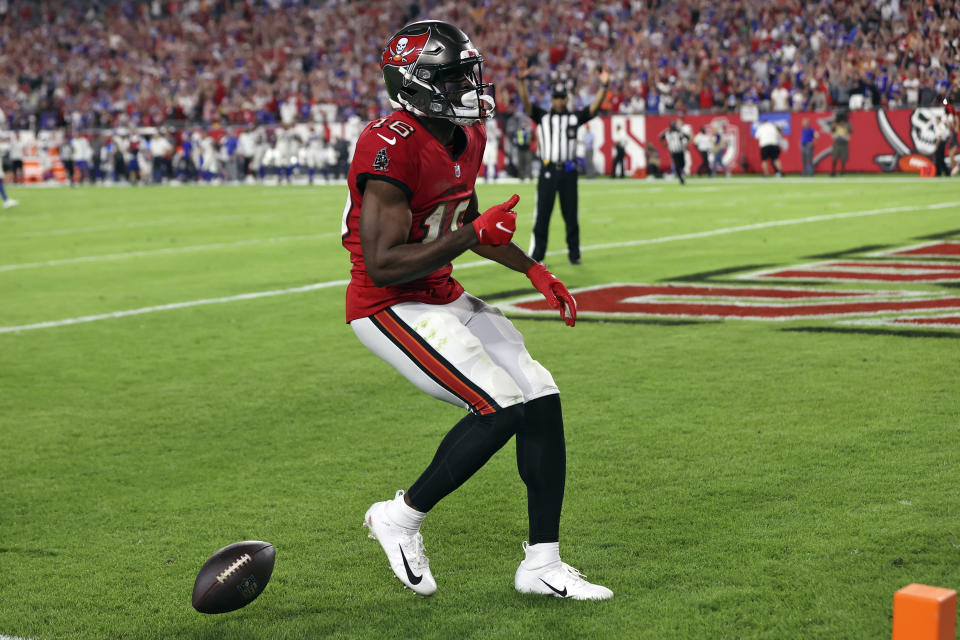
[571, 201, 960, 254]
[2, 199, 957, 335]
[0, 234, 336, 272]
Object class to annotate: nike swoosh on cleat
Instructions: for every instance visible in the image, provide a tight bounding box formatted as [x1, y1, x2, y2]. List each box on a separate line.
[495, 221, 512, 233]
[399, 545, 423, 585]
[377, 133, 397, 145]
[540, 578, 568, 597]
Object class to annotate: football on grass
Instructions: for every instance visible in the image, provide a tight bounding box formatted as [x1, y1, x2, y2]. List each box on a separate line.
[191, 540, 275, 614]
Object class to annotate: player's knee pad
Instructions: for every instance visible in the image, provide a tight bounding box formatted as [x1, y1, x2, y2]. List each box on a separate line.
[412, 310, 525, 409]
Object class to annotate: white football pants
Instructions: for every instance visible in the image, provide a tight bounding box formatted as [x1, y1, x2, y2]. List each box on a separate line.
[351, 293, 559, 414]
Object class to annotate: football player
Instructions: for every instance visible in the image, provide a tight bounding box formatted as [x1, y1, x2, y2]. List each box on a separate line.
[343, 20, 612, 600]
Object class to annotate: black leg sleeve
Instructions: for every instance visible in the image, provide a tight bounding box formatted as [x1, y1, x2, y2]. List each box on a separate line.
[516, 394, 566, 544]
[407, 404, 524, 513]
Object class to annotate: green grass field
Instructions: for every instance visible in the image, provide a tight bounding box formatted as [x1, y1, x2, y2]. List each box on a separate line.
[1, 177, 958, 640]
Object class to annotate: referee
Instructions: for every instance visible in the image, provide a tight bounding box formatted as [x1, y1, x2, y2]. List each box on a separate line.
[518, 60, 610, 265]
[659, 119, 689, 185]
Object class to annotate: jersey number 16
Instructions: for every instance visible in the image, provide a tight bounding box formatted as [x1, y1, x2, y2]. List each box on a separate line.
[420, 198, 471, 243]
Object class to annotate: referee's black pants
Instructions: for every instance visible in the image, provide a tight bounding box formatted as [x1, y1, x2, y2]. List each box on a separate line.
[670, 151, 686, 184]
[531, 162, 579, 263]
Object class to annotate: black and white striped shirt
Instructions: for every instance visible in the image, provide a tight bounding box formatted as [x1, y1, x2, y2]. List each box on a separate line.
[661, 128, 689, 154]
[529, 104, 594, 165]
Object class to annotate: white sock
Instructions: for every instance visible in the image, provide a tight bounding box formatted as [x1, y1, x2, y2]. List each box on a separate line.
[385, 491, 426, 531]
[524, 542, 561, 569]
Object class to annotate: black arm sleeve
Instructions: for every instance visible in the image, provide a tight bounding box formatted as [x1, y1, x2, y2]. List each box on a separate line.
[575, 106, 595, 125]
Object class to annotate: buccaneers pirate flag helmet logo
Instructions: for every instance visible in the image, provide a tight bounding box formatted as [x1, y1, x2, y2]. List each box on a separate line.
[381, 32, 429, 68]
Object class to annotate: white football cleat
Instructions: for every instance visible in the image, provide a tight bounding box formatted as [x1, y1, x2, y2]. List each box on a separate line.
[3, 198, 19, 209]
[514, 541, 613, 600]
[363, 491, 437, 596]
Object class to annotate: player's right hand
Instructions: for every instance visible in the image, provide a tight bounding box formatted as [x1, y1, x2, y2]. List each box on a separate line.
[472, 194, 519, 246]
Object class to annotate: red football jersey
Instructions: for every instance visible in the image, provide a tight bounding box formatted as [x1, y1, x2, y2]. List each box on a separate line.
[342, 110, 486, 322]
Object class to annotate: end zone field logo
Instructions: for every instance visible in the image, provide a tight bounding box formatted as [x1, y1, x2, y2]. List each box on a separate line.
[498, 238, 960, 333]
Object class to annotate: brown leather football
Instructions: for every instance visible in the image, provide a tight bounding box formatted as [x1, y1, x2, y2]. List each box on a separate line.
[191, 540, 275, 614]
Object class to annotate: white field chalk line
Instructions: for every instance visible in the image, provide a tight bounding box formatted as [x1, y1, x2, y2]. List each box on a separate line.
[575, 200, 960, 254]
[2, 211, 307, 239]
[5, 216, 235, 238]
[1, 200, 957, 335]
[0, 281, 349, 334]
[0, 234, 337, 272]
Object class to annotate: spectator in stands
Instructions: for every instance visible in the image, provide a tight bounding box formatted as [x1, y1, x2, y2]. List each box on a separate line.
[1, 0, 958, 130]
[770, 77, 790, 113]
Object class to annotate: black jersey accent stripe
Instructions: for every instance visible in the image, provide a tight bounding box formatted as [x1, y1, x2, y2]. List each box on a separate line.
[357, 173, 413, 201]
[370, 308, 500, 415]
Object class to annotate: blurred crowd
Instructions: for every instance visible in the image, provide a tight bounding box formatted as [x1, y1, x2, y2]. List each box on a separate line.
[1, 0, 958, 132]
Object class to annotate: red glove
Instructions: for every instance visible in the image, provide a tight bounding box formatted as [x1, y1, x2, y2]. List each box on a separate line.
[472, 194, 519, 246]
[526, 263, 577, 327]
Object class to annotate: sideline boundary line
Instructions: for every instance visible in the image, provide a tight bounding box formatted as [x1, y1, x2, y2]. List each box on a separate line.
[2, 200, 957, 335]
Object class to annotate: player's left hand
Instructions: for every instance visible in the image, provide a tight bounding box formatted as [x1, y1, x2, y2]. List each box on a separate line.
[526, 263, 577, 327]
[473, 194, 519, 246]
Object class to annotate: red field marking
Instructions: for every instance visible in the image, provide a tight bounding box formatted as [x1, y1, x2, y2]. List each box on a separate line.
[565, 284, 872, 301]
[765, 269, 960, 282]
[889, 242, 960, 257]
[505, 284, 960, 321]
[754, 260, 960, 282]
[893, 315, 960, 327]
[831, 261, 960, 271]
